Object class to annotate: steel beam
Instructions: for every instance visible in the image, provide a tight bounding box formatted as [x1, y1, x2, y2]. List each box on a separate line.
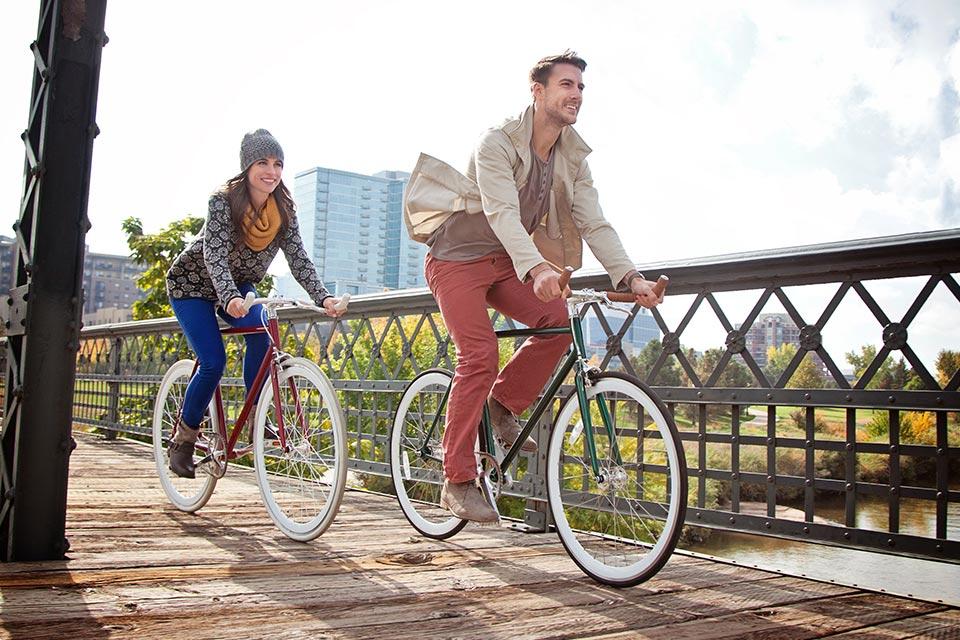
[1, 0, 107, 561]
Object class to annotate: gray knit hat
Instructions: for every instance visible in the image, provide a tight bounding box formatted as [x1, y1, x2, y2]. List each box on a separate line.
[240, 128, 284, 172]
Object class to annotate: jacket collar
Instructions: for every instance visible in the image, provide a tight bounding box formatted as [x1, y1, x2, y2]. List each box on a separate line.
[502, 104, 592, 168]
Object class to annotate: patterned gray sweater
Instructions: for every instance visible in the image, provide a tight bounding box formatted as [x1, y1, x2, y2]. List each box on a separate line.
[166, 193, 331, 307]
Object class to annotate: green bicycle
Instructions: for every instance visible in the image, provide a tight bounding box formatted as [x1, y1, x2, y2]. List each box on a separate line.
[389, 275, 687, 587]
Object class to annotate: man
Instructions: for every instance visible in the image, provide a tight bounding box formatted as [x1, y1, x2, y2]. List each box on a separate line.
[403, 50, 663, 523]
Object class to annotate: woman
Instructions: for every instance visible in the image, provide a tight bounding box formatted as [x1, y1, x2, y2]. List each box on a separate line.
[164, 128, 345, 478]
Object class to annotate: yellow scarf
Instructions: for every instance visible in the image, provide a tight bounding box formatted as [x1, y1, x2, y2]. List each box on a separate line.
[243, 194, 281, 251]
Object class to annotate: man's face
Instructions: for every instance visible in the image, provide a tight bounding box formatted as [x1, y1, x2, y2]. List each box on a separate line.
[533, 63, 584, 126]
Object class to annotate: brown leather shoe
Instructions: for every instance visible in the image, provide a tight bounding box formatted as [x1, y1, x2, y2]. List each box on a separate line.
[488, 397, 537, 452]
[440, 479, 499, 523]
[168, 422, 198, 479]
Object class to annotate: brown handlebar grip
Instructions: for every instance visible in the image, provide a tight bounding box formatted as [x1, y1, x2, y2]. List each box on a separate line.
[652, 275, 669, 297]
[606, 275, 670, 303]
[558, 266, 574, 291]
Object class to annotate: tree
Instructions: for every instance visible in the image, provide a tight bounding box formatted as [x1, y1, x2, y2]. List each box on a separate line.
[123, 216, 204, 320]
[694, 348, 753, 388]
[765, 343, 797, 383]
[935, 350, 960, 388]
[790, 354, 827, 389]
[630, 339, 682, 386]
[123, 215, 274, 320]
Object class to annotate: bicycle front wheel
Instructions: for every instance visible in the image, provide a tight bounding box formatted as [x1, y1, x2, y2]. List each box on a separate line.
[389, 369, 467, 539]
[253, 361, 347, 541]
[546, 373, 687, 587]
[152, 359, 221, 512]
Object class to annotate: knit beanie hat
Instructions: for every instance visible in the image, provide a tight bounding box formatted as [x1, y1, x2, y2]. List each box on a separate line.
[240, 129, 284, 172]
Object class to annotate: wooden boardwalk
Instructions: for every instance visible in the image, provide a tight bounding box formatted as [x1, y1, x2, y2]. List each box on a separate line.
[0, 434, 957, 639]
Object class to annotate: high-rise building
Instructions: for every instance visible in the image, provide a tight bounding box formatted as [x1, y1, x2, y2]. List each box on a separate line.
[288, 166, 426, 297]
[740, 313, 801, 367]
[0, 235, 146, 325]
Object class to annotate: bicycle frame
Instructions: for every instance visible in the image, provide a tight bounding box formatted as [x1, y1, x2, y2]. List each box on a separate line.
[421, 305, 623, 483]
[184, 305, 299, 464]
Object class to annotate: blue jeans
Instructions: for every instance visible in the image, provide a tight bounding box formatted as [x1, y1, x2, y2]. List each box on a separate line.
[171, 283, 269, 429]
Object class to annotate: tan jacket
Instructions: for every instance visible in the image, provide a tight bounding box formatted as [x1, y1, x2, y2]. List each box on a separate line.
[404, 105, 636, 287]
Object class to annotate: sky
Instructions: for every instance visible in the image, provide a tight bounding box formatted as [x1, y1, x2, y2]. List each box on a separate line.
[0, 1, 958, 374]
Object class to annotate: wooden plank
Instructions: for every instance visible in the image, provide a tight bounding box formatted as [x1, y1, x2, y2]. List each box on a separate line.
[0, 433, 954, 640]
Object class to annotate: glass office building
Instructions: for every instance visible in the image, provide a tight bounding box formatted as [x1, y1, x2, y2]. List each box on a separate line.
[581, 307, 660, 365]
[287, 166, 426, 297]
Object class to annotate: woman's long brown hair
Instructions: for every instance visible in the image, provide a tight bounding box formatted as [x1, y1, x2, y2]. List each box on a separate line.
[220, 171, 295, 237]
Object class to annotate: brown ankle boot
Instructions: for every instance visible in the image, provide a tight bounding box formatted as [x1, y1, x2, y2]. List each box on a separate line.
[440, 479, 499, 523]
[168, 423, 199, 479]
[487, 397, 537, 452]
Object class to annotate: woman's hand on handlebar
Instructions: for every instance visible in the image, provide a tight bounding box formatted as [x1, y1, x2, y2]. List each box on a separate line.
[226, 297, 248, 318]
[323, 296, 348, 318]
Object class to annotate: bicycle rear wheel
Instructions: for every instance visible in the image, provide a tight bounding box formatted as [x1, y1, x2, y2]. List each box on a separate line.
[546, 373, 687, 587]
[254, 361, 347, 541]
[389, 369, 467, 539]
[152, 359, 221, 512]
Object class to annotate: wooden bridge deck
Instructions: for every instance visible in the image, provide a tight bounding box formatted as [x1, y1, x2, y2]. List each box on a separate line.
[0, 434, 957, 640]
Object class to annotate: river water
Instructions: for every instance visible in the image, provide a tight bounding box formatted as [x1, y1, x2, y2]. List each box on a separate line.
[683, 495, 960, 605]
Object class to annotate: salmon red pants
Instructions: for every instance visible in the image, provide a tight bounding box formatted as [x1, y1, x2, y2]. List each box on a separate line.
[425, 252, 571, 483]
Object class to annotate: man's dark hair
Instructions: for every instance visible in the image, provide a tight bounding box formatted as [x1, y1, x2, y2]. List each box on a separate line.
[529, 50, 587, 85]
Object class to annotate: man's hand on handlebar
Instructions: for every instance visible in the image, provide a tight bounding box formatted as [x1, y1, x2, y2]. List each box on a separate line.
[531, 263, 570, 302]
[629, 276, 665, 309]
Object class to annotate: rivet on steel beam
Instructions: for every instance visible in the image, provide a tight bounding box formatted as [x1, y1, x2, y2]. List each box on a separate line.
[845, 443, 853, 451]
[845, 483, 853, 491]
[888, 396, 896, 404]
[889, 487, 897, 494]
[765, 522, 771, 529]
[937, 491, 944, 499]
[696, 512, 701, 519]
[803, 526, 810, 534]
[938, 448, 945, 456]
[937, 544, 944, 552]
[731, 393, 737, 400]
[846, 395, 852, 402]
[889, 445, 897, 453]
[730, 473, 737, 480]
[806, 439, 814, 448]
[935, 397, 943, 405]
[767, 437, 774, 445]
[805, 479, 812, 486]
[887, 539, 895, 547]
[729, 517, 735, 524]
[804, 393, 811, 400]
[844, 532, 851, 539]
[767, 475, 774, 483]
[731, 435, 737, 442]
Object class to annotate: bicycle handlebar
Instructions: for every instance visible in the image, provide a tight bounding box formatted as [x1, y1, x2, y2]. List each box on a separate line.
[605, 275, 669, 302]
[240, 292, 351, 315]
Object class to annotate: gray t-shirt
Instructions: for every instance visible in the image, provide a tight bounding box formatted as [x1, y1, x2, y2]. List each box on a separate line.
[427, 142, 556, 263]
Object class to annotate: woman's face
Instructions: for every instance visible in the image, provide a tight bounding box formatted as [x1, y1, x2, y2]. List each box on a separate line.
[246, 155, 283, 202]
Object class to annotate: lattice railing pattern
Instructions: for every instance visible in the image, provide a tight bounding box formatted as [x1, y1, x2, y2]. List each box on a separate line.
[69, 230, 960, 559]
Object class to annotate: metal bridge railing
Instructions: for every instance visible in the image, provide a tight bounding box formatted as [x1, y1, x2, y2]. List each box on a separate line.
[62, 229, 960, 560]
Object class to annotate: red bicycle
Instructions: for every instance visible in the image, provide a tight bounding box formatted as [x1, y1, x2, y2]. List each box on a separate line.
[152, 294, 349, 541]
